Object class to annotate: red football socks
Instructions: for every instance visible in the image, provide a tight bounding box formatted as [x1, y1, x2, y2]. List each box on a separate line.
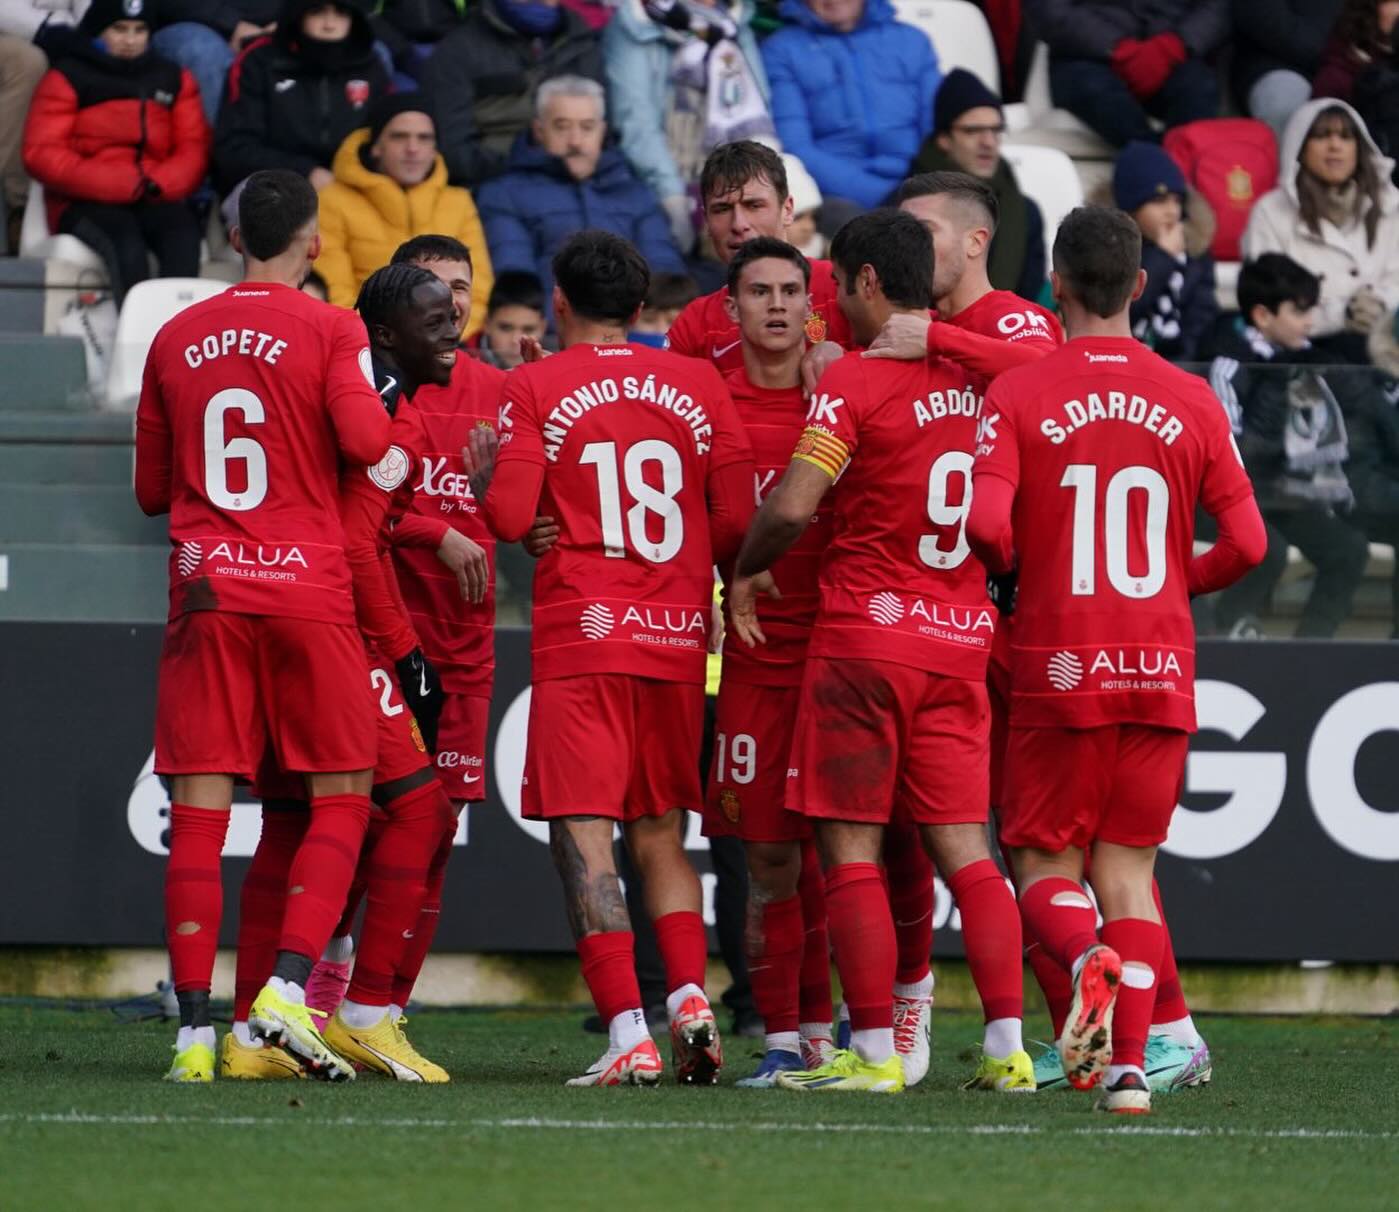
[653, 910, 708, 995]
[1102, 917, 1164, 1070]
[391, 807, 458, 1008]
[165, 804, 231, 995]
[233, 808, 307, 1020]
[883, 821, 935, 985]
[948, 859, 1023, 1022]
[277, 793, 370, 962]
[796, 840, 833, 1025]
[1151, 879, 1191, 1025]
[1018, 876, 1101, 973]
[825, 862, 896, 1031]
[1023, 917, 1074, 1038]
[330, 812, 384, 943]
[746, 893, 803, 1035]
[347, 783, 449, 1006]
[578, 931, 642, 1023]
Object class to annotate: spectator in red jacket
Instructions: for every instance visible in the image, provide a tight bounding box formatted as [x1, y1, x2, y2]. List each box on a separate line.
[22, 0, 209, 302]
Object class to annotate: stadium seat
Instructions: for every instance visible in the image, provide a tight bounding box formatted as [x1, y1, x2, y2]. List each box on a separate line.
[1003, 43, 1117, 160]
[104, 278, 226, 410]
[999, 144, 1084, 246]
[18, 181, 108, 278]
[1215, 259, 1241, 312]
[891, 0, 999, 91]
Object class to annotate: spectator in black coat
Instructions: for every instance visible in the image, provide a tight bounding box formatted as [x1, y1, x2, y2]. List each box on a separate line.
[1114, 140, 1217, 361]
[212, 0, 390, 200]
[1230, 0, 1342, 140]
[421, 0, 603, 187]
[1024, 0, 1227, 147]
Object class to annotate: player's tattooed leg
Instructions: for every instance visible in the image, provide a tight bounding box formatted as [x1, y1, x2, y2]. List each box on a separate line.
[550, 817, 630, 940]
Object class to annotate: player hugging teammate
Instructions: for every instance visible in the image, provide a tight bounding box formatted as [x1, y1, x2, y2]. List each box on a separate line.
[136, 144, 1264, 1111]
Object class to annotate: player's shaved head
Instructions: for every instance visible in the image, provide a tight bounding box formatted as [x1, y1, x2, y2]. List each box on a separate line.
[829, 209, 934, 310]
[553, 230, 650, 324]
[1052, 206, 1142, 318]
[895, 171, 999, 234]
[358, 263, 457, 388]
[237, 170, 318, 261]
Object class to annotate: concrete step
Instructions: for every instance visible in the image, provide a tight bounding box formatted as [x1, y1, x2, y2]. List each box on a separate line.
[0, 335, 91, 411]
[0, 484, 165, 545]
[0, 543, 168, 622]
[0, 441, 133, 485]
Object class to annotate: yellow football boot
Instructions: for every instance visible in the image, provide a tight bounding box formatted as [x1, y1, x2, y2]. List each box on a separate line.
[962, 1047, 1037, 1092]
[323, 1011, 449, 1083]
[163, 1041, 215, 1083]
[775, 1048, 905, 1093]
[219, 1032, 305, 1080]
[248, 983, 355, 1082]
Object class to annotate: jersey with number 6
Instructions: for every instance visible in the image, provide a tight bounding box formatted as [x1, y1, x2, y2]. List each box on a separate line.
[793, 351, 995, 679]
[975, 336, 1254, 731]
[495, 342, 753, 683]
[136, 282, 389, 625]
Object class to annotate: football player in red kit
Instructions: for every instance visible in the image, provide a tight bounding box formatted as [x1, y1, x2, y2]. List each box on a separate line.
[134, 170, 390, 1082]
[227, 265, 462, 1084]
[301, 236, 505, 1026]
[730, 210, 1029, 1094]
[667, 141, 851, 379]
[699, 238, 836, 1088]
[465, 231, 755, 1087]
[967, 206, 1266, 1114]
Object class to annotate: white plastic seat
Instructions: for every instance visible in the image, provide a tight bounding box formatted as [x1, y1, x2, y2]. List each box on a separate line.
[104, 277, 225, 409]
[892, 0, 999, 91]
[999, 143, 1084, 247]
[19, 180, 109, 276]
[1004, 42, 1117, 159]
[1214, 260, 1241, 312]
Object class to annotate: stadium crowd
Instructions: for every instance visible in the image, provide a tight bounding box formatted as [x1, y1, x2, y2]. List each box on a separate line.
[4, 0, 1396, 1105]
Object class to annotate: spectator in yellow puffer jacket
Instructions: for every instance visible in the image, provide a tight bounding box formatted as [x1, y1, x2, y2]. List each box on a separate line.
[315, 93, 494, 334]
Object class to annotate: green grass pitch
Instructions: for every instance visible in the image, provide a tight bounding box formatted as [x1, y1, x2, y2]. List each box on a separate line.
[1, 1004, 1396, 1211]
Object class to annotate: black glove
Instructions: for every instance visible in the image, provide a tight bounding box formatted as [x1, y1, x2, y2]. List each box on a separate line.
[987, 567, 1019, 618]
[394, 647, 443, 753]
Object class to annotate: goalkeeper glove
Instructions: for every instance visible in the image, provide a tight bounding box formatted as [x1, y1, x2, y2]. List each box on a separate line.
[394, 647, 443, 753]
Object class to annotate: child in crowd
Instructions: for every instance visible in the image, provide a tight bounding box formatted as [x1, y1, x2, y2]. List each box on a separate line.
[629, 272, 698, 345]
[468, 269, 547, 369]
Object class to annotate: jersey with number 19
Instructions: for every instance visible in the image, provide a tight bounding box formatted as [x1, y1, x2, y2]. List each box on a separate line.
[786, 352, 996, 826]
[492, 342, 753, 821]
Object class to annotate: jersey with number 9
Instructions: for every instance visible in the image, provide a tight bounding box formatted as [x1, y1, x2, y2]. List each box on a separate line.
[135, 282, 390, 624]
[974, 336, 1255, 731]
[494, 343, 752, 683]
[792, 352, 995, 680]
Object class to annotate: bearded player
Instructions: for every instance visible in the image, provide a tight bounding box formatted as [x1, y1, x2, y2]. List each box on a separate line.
[730, 210, 1030, 1094]
[465, 231, 756, 1086]
[881, 173, 1218, 1093]
[135, 169, 389, 1082]
[224, 265, 462, 1083]
[301, 236, 504, 1025]
[967, 206, 1265, 1114]
[698, 237, 837, 1088]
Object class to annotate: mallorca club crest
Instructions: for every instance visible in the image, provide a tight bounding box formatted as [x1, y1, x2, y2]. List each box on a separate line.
[719, 789, 740, 824]
[804, 312, 827, 344]
[345, 79, 370, 108]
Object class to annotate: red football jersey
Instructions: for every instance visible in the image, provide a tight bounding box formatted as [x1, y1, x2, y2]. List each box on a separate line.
[666, 259, 855, 371]
[391, 355, 507, 697]
[720, 369, 834, 687]
[975, 336, 1254, 731]
[496, 343, 752, 683]
[794, 352, 995, 678]
[942, 290, 1063, 351]
[135, 283, 388, 624]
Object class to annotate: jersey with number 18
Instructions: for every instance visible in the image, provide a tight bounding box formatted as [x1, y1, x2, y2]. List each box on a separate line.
[494, 342, 752, 684]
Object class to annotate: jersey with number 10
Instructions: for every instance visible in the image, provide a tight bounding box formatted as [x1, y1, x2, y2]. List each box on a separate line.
[975, 336, 1255, 731]
[137, 282, 387, 625]
[495, 342, 752, 683]
[793, 352, 995, 679]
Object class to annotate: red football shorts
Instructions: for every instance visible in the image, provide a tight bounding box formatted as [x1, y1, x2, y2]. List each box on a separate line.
[703, 683, 809, 843]
[522, 674, 703, 821]
[155, 612, 376, 779]
[434, 692, 490, 803]
[1000, 724, 1189, 853]
[787, 657, 989, 827]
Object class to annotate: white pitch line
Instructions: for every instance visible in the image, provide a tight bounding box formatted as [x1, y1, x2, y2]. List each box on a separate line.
[0, 1112, 1393, 1143]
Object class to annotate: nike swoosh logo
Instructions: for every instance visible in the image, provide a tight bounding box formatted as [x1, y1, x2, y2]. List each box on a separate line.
[419, 667, 429, 698]
[360, 1039, 423, 1082]
[710, 339, 740, 359]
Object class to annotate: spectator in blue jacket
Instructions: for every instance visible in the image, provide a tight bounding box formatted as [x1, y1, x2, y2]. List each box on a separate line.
[476, 75, 688, 323]
[761, 0, 940, 217]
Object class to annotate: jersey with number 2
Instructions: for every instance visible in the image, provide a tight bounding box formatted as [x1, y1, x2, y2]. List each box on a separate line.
[495, 342, 751, 683]
[975, 336, 1254, 731]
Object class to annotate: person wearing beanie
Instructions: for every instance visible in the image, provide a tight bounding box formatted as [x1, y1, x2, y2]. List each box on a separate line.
[1025, 0, 1226, 148]
[314, 96, 495, 331]
[21, 0, 210, 301]
[212, 0, 390, 199]
[911, 67, 1046, 301]
[1113, 139, 1217, 360]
